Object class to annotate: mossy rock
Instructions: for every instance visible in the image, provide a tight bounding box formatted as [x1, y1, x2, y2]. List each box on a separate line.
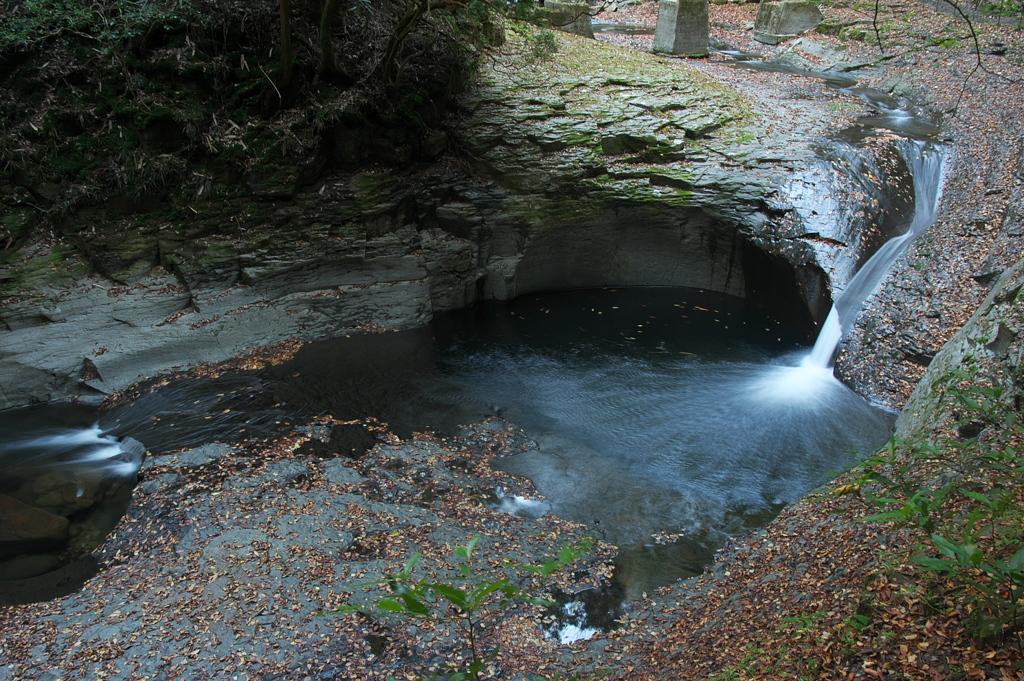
[0, 245, 91, 295]
[600, 132, 659, 156]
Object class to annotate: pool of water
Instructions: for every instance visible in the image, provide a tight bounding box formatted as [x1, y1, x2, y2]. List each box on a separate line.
[0, 287, 895, 594]
[426, 288, 895, 596]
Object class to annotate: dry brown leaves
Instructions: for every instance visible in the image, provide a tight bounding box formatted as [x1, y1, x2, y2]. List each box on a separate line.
[99, 337, 303, 409]
[605, 481, 1024, 680]
[0, 408, 617, 680]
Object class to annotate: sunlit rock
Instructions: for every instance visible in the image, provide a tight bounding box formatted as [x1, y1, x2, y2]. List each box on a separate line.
[653, 0, 710, 57]
[753, 0, 824, 45]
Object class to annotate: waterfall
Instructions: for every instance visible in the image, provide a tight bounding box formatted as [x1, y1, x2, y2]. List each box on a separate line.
[803, 140, 946, 369]
[2, 422, 146, 478]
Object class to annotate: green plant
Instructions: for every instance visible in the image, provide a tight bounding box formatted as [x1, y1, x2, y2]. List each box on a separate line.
[780, 610, 828, 635]
[326, 535, 594, 680]
[979, 0, 1024, 23]
[526, 29, 558, 62]
[1, 0, 98, 49]
[853, 372, 1024, 644]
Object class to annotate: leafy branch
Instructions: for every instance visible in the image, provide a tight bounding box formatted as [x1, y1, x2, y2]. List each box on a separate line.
[851, 373, 1024, 644]
[324, 535, 594, 681]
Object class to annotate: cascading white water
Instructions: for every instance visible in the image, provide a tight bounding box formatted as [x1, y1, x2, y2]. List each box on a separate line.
[803, 140, 946, 369]
[748, 141, 944, 416]
[803, 307, 842, 370]
[2, 423, 144, 478]
[0, 65, 948, 593]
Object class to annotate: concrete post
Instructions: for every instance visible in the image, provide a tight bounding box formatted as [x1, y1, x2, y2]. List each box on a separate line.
[653, 0, 709, 58]
[752, 1, 823, 44]
[538, 1, 595, 39]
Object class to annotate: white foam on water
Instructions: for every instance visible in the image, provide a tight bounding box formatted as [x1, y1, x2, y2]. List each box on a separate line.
[103, 460, 145, 477]
[2, 423, 146, 479]
[17, 423, 114, 449]
[491, 487, 549, 519]
[748, 363, 841, 406]
[77, 444, 125, 462]
[802, 308, 841, 370]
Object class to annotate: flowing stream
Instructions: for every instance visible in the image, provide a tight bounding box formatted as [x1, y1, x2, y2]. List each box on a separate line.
[0, 63, 946, 610]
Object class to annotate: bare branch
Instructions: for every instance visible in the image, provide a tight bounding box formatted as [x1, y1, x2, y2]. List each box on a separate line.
[873, 0, 885, 52]
[935, 0, 1022, 113]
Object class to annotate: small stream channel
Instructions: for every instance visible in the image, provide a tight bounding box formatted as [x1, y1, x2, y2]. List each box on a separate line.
[0, 55, 946, 641]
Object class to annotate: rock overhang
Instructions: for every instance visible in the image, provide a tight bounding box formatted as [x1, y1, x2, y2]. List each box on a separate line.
[0, 29, 911, 409]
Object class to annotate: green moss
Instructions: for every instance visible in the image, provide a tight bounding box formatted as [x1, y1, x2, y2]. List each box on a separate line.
[0, 2, 762, 297]
[0, 245, 91, 294]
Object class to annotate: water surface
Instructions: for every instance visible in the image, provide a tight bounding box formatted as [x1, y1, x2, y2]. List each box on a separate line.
[1, 287, 895, 595]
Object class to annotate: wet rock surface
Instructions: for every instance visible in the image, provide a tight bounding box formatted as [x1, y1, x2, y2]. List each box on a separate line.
[0, 436, 146, 580]
[0, 496, 69, 559]
[4, 2, 1024, 679]
[837, 126, 1024, 408]
[0, 419, 615, 680]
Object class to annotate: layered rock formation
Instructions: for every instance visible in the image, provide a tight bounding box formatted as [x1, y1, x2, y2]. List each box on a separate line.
[0, 33, 909, 411]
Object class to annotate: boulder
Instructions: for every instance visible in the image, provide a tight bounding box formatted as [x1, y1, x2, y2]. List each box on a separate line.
[753, 1, 824, 45]
[0, 495, 70, 559]
[0, 553, 61, 580]
[11, 469, 108, 517]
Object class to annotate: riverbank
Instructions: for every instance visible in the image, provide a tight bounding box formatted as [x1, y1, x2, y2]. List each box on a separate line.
[0, 413, 619, 680]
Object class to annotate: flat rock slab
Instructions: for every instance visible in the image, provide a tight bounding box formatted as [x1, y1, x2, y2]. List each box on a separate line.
[0, 419, 616, 680]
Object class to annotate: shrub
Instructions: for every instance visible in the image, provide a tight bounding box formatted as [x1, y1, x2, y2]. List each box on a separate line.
[325, 535, 594, 680]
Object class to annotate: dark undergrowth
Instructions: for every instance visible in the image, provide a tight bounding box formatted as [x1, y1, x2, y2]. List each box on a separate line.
[0, 0, 514, 279]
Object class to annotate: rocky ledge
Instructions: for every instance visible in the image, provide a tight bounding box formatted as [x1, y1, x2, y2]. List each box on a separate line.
[1, 30, 910, 411]
[0, 417, 616, 680]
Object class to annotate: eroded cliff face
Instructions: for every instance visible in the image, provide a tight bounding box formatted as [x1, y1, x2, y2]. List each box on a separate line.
[896, 256, 1024, 442]
[0, 33, 908, 410]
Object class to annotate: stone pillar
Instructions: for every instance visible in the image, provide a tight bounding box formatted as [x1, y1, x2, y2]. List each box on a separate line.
[537, 1, 595, 39]
[653, 0, 709, 58]
[752, 1, 823, 44]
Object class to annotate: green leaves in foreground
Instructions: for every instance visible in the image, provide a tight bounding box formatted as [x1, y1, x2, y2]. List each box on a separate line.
[324, 535, 594, 681]
[854, 374, 1024, 643]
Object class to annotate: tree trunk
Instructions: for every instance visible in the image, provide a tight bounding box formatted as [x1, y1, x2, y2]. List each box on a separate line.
[316, 0, 340, 83]
[279, 0, 294, 89]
